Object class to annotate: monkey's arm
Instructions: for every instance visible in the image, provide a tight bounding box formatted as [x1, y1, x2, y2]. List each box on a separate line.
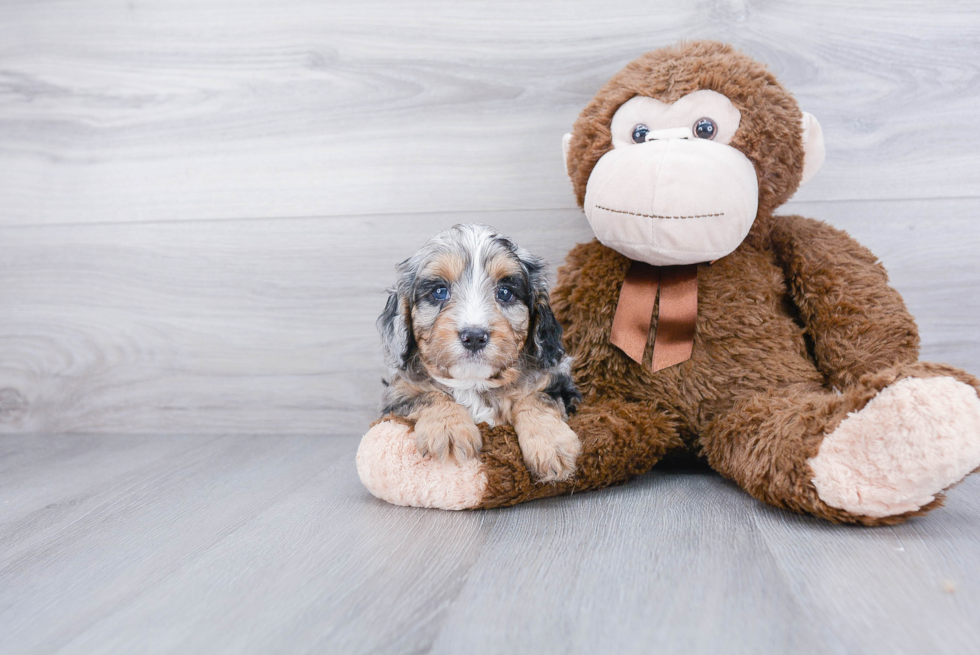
[473, 394, 684, 508]
[357, 392, 685, 511]
[769, 214, 920, 388]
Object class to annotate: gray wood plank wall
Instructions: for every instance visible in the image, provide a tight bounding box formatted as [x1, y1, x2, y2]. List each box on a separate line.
[3, 3, 980, 654]
[2, 0, 978, 435]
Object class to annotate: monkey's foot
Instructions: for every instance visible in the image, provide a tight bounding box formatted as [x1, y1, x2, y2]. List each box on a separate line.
[808, 377, 980, 518]
[356, 421, 488, 510]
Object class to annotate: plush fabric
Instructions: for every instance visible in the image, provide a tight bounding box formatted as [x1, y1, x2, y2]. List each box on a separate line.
[357, 420, 487, 510]
[809, 376, 980, 517]
[357, 40, 980, 524]
[565, 41, 808, 218]
[584, 137, 759, 266]
[608, 90, 742, 147]
[799, 112, 825, 185]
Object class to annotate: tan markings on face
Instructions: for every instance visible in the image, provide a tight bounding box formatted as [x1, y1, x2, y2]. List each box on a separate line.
[420, 251, 467, 286]
[486, 252, 522, 283]
[412, 246, 533, 381]
[410, 250, 462, 375]
[483, 249, 530, 372]
[420, 308, 468, 376]
[486, 311, 524, 368]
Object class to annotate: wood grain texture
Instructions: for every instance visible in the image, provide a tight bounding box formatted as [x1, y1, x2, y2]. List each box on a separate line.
[0, 208, 590, 435]
[2, 2, 979, 652]
[1, 434, 978, 654]
[1, 0, 979, 225]
[0, 199, 977, 436]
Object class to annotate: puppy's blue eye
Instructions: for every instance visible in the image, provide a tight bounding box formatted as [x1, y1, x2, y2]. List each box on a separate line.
[496, 287, 514, 303]
[431, 287, 450, 301]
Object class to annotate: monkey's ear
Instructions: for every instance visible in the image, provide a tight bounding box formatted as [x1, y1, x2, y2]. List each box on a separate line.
[562, 132, 573, 176]
[377, 291, 415, 370]
[800, 112, 825, 185]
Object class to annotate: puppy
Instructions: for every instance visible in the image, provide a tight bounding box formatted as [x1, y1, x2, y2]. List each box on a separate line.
[377, 224, 582, 481]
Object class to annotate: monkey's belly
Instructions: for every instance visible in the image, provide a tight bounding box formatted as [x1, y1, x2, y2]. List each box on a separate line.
[626, 255, 828, 428]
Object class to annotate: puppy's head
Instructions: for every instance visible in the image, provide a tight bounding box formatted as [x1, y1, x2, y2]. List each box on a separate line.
[378, 224, 564, 381]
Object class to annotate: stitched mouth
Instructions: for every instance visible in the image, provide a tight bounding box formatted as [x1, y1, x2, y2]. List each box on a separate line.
[595, 204, 724, 220]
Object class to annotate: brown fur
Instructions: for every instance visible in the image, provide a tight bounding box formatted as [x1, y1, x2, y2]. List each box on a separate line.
[567, 41, 806, 218]
[469, 41, 978, 524]
[421, 253, 467, 288]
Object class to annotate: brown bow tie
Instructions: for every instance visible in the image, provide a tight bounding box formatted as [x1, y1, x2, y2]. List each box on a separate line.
[610, 261, 699, 372]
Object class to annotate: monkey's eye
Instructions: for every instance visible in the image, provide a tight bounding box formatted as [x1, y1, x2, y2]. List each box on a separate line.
[694, 117, 717, 140]
[431, 286, 450, 302]
[631, 124, 650, 144]
[495, 287, 514, 303]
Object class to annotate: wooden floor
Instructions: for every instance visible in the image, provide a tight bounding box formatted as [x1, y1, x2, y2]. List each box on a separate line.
[2, 434, 978, 654]
[2, 1, 980, 653]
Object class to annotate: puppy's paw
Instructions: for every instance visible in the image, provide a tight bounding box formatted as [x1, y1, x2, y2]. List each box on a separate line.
[414, 406, 482, 462]
[519, 421, 582, 483]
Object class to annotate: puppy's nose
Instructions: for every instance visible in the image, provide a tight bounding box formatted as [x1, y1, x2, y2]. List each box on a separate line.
[459, 328, 490, 352]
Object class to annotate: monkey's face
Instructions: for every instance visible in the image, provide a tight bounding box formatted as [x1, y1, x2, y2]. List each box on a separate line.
[563, 42, 826, 267]
[580, 90, 758, 266]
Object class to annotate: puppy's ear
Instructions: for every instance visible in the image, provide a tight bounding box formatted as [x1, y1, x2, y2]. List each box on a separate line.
[378, 289, 415, 370]
[529, 298, 564, 369]
[521, 252, 565, 369]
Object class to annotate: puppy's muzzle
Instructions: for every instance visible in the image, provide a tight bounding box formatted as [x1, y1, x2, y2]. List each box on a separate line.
[459, 327, 490, 352]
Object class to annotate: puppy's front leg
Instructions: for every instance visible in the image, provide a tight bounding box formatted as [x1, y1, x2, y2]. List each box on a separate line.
[513, 394, 582, 482]
[411, 393, 482, 462]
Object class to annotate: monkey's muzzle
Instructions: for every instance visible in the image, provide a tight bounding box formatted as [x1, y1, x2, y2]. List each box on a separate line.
[584, 136, 759, 266]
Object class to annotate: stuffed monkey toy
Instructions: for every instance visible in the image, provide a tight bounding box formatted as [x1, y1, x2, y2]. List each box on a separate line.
[357, 41, 980, 525]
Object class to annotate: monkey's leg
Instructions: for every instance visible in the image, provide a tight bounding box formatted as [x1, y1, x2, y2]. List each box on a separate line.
[700, 362, 980, 525]
[357, 397, 685, 510]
